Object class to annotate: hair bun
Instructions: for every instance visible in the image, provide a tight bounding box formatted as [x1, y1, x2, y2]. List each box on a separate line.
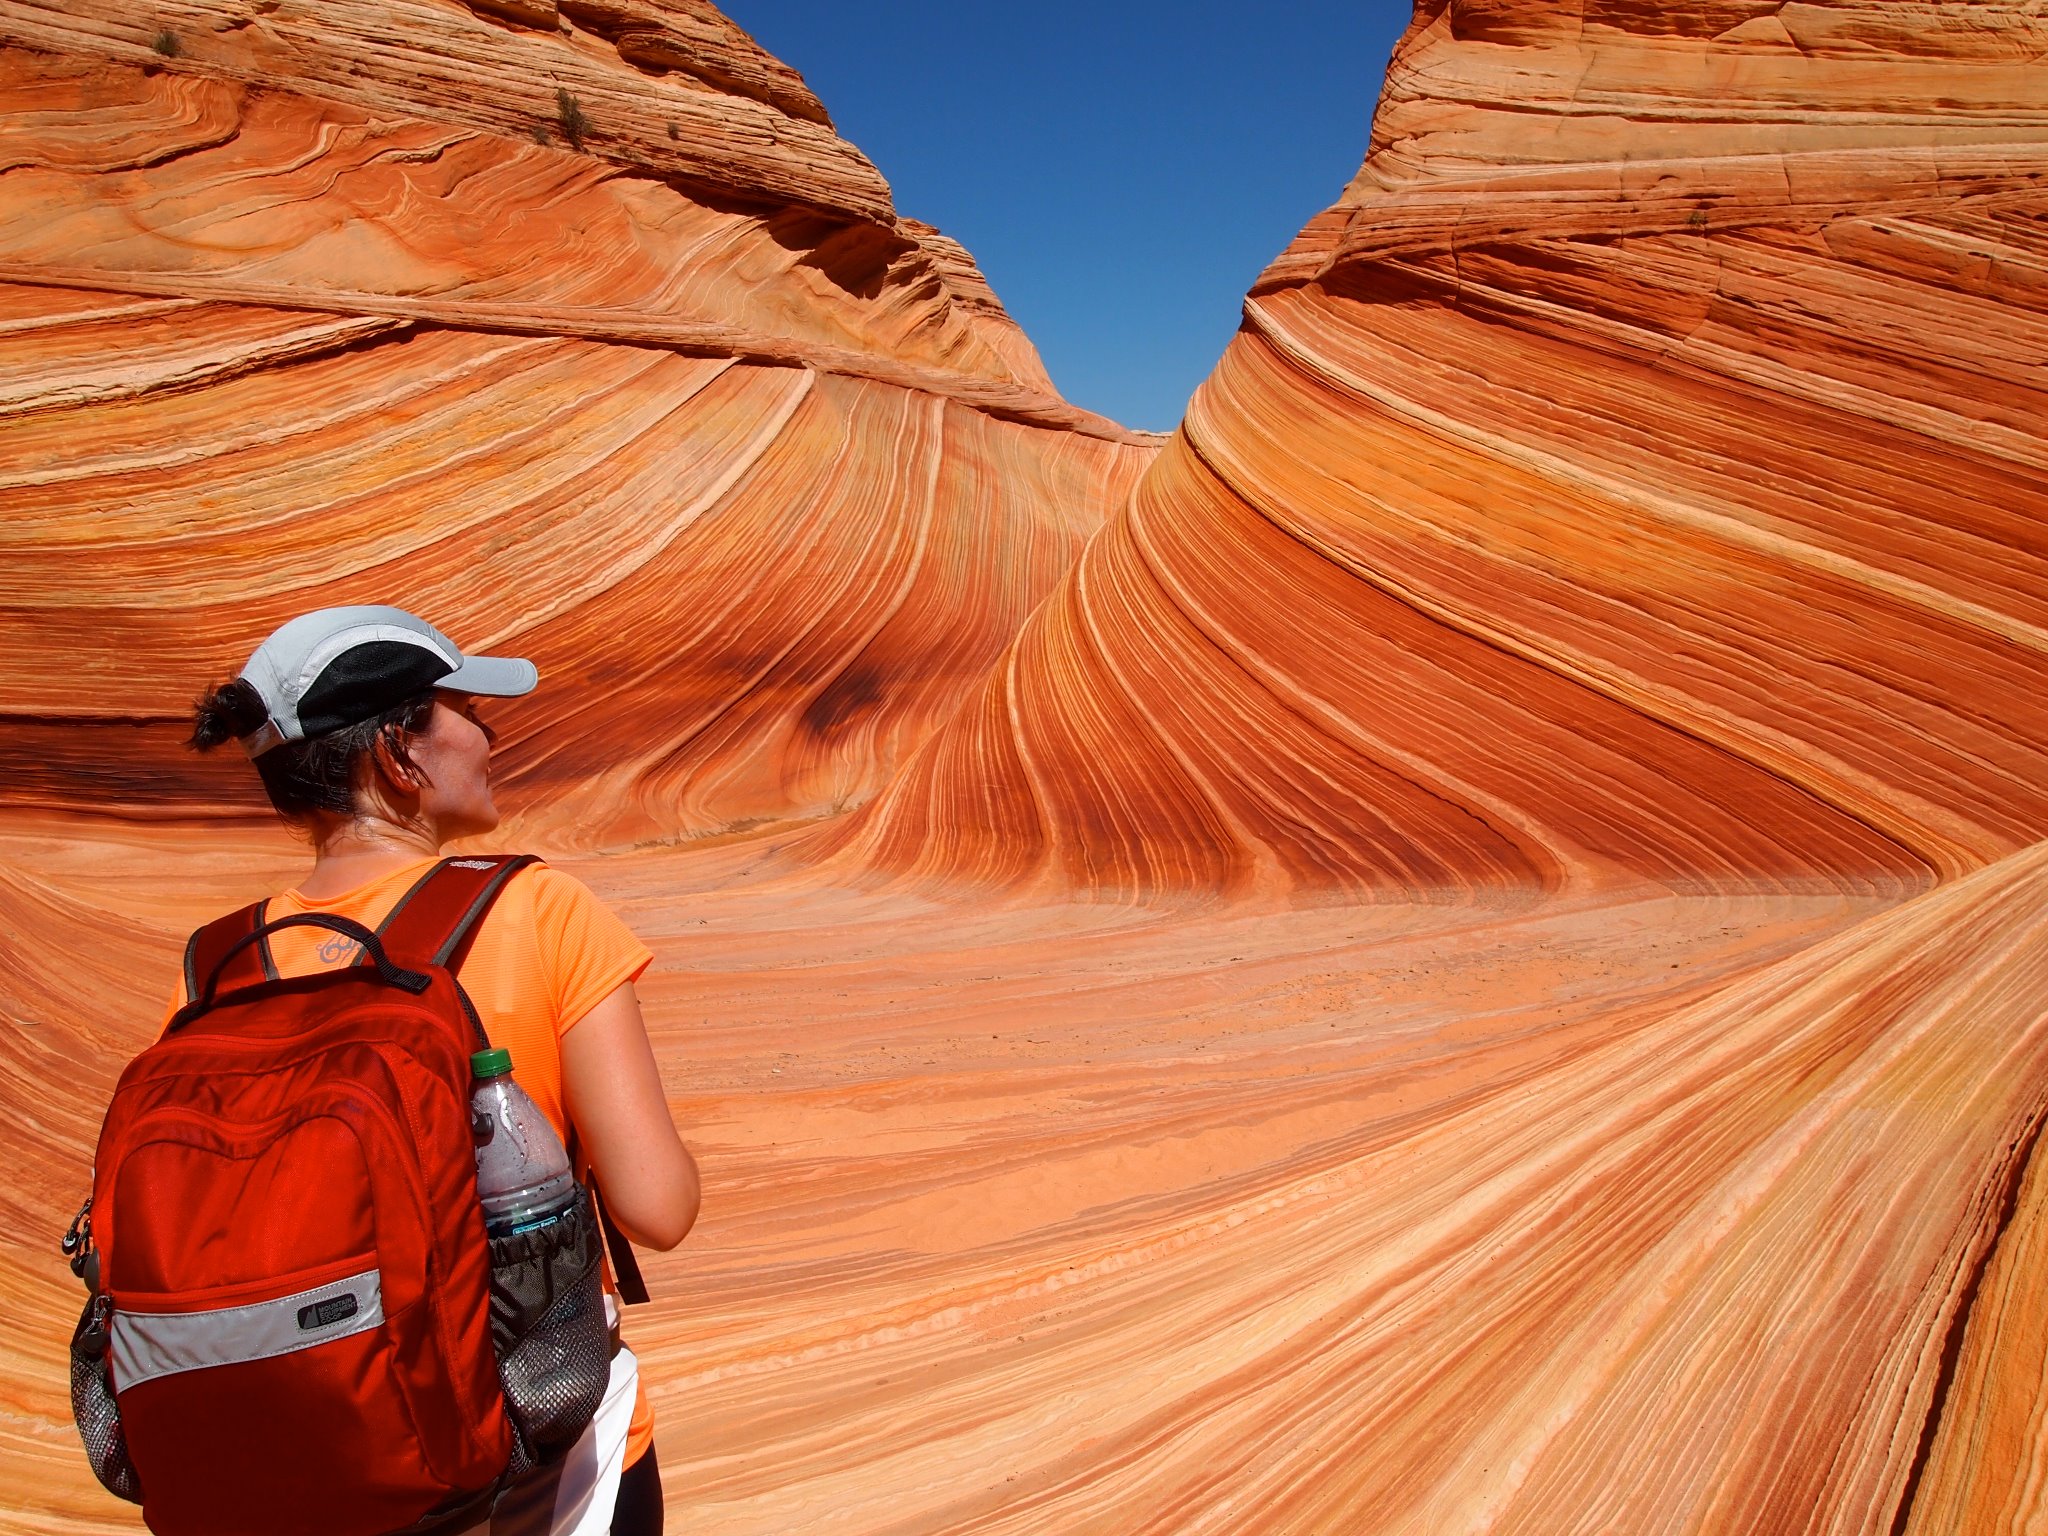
[189, 679, 270, 752]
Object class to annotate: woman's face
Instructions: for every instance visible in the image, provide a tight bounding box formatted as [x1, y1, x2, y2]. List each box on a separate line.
[407, 694, 499, 840]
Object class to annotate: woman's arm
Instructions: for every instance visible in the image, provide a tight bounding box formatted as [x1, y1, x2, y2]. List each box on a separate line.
[560, 980, 700, 1250]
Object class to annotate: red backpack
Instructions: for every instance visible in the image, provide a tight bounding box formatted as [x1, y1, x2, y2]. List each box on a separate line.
[64, 854, 613, 1536]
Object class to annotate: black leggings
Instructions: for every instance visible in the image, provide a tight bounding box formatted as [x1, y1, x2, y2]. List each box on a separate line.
[610, 1445, 663, 1536]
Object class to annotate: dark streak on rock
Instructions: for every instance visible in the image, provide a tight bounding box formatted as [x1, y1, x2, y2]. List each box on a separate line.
[1889, 1097, 2048, 1536]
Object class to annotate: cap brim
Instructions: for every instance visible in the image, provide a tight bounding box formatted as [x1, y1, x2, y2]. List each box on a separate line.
[438, 655, 538, 698]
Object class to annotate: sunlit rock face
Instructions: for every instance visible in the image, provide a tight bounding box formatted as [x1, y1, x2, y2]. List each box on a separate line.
[6, 3, 2048, 1536]
[835, 0, 2048, 899]
[0, 0, 1156, 845]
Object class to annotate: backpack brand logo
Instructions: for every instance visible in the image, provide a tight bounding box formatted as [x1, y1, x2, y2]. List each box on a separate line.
[297, 1293, 359, 1331]
[447, 859, 497, 870]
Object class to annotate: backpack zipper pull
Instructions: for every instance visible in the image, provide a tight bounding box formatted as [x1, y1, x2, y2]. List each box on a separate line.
[73, 1293, 113, 1357]
[62, 1195, 98, 1289]
[60, 1194, 92, 1259]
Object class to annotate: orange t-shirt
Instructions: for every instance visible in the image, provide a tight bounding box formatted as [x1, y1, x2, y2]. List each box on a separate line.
[160, 856, 659, 1466]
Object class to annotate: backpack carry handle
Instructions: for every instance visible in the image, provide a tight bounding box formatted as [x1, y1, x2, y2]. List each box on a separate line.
[172, 915, 430, 1029]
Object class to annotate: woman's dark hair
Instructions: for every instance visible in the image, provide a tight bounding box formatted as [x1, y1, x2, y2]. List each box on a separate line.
[190, 679, 437, 823]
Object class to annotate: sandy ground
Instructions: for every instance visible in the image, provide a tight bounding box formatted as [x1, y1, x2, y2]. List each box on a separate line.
[0, 817, 1908, 1533]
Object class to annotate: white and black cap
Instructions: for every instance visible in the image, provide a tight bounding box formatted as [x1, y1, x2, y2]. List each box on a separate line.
[237, 605, 537, 758]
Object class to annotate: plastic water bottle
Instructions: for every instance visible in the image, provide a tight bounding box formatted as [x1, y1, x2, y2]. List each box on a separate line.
[470, 1048, 577, 1236]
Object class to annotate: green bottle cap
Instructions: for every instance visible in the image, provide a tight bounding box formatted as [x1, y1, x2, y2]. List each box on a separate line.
[471, 1047, 513, 1079]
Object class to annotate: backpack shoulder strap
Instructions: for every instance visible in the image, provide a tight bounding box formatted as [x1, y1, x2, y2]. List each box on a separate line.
[386, 854, 657, 1302]
[588, 1180, 651, 1307]
[375, 854, 544, 973]
[182, 898, 276, 1004]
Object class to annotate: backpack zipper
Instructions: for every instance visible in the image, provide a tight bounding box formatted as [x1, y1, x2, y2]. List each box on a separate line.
[111, 1087, 439, 1295]
[62, 1194, 98, 1291]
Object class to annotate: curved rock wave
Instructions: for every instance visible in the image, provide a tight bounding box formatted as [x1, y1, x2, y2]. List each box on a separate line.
[0, 23, 1157, 845]
[6, 2, 2048, 1534]
[832, 0, 2048, 899]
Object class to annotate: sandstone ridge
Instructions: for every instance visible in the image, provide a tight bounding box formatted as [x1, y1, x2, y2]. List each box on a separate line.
[4, 3, 2047, 1534]
[828, 0, 2048, 901]
[0, 0, 1157, 845]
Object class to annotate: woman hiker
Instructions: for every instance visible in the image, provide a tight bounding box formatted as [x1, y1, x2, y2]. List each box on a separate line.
[165, 604, 699, 1536]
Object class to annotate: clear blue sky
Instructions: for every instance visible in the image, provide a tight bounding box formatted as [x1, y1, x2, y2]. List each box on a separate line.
[722, 3, 1416, 433]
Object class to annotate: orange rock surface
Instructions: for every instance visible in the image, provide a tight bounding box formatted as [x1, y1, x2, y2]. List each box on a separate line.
[4, 2, 2047, 1534]
[0, 2, 1155, 845]
[836, 0, 2048, 898]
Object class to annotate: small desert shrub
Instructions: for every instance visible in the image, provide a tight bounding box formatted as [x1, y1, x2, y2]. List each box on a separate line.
[556, 88, 589, 152]
[666, 121, 679, 141]
[151, 28, 181, 57]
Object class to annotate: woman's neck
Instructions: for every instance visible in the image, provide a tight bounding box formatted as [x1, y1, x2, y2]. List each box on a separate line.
[298, 817, 441, 899]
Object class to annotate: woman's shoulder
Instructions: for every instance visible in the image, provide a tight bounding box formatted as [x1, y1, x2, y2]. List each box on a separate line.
[484, 858, 652, 1030]
[490, 859, 648, 961]
[497, 858, 618, 921]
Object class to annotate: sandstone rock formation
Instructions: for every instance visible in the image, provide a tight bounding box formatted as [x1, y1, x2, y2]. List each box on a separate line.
[0, 0, 1156, 846]
[4, 2, 2046, 1534]
[832, 0, 2048, 899]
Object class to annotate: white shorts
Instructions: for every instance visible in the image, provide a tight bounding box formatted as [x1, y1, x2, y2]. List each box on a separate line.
[464, 1335, 640, 1536]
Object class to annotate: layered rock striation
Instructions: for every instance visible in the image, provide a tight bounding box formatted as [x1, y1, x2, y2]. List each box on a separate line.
[5, 3, 2048, 1535]
[833, 0, 2048, 900]
[0, 0, 1156, 845]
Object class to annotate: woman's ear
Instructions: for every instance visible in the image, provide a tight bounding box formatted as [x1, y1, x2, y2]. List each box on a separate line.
[369, 724, 423, 797]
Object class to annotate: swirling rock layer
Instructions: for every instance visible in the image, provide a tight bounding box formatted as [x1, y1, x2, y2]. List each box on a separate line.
[834, 0, 2048, 898]
[0, 16, 1155, 844]
[5, 2, 2048, 1534]
[7, 832, 2044, 1534]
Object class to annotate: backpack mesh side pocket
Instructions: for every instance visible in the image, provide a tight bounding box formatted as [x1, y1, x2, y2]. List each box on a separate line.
[486, 1189, 609, 1465]
[69, 1296, 142, 1503]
